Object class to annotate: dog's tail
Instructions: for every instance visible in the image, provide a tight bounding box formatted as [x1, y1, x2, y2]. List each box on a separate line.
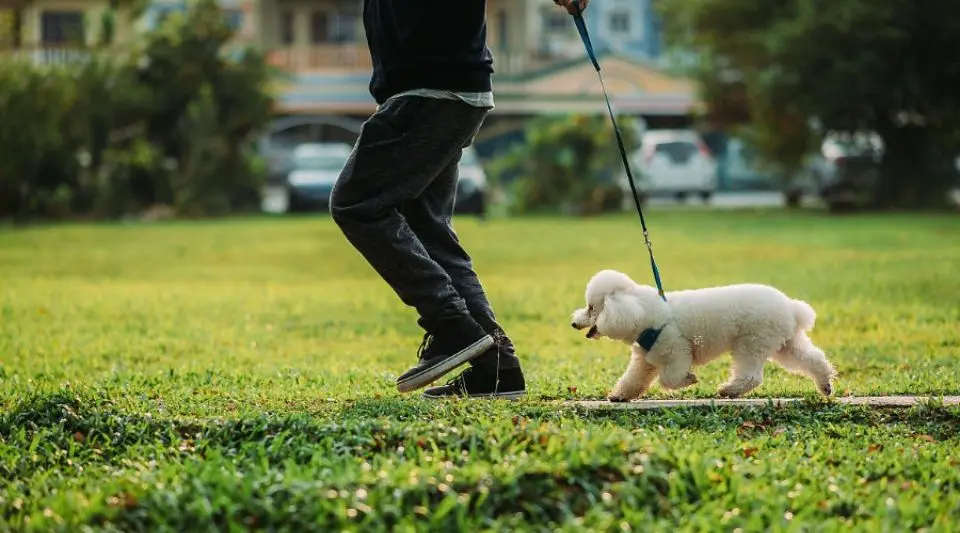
[791, 299, 817, 332]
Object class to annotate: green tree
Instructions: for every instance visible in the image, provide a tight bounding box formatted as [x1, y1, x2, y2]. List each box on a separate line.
[135, 0, 274, 215]
[0, 0, 276, 220]
[488, 114, 637, 215]
[660, 0, 960, 208]
[0, 63, 85, 219]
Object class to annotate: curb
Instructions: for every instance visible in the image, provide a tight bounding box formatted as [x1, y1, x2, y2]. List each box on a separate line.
[568, 395, 960, 410]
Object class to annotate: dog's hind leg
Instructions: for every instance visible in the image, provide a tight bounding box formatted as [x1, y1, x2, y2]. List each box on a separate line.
[608, 347, 659, 402]
[718, 338, 774, 398]
[773, 332, 836, 396]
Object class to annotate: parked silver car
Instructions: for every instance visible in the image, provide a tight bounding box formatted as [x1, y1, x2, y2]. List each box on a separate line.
[260, 142, 352, 213]
[808, 132, 882, 207]
[261, 143, 488, 216]
[617, 129, 718, 204]
[455, 146, 488, 216]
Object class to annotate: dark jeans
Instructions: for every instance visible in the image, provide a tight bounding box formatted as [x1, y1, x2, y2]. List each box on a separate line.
[329, 96, 519, 368]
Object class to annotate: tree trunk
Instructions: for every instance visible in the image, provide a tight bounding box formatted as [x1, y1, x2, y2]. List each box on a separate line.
[874, 124, 954, 209]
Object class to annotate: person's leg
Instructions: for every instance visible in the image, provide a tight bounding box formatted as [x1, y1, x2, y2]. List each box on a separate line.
[329, 96, 494, 392]
[400, 152, 520, 368]
[400, 145, 526, 399]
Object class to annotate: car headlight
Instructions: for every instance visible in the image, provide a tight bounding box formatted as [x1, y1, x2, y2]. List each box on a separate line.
[458, 178, 478, 195]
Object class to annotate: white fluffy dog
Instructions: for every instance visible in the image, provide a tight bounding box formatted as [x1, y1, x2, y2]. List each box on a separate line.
[570, 270, 837, 402]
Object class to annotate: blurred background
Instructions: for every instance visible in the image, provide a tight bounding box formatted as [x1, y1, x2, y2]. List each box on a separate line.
[1, 0, 958, 222]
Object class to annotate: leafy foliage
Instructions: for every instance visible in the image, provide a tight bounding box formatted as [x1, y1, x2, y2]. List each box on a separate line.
[0, 0, 276, 221]
[659, 0, 960, 207]
[487, 114, 639, 215]
[1, 213, 960, 530]
[0, 62, 89, 218]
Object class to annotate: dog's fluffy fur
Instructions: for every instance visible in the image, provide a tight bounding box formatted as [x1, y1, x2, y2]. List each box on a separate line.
[570, 270, 837, 402]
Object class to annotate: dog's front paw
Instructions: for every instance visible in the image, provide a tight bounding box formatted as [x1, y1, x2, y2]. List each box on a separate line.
[607, 383, 641, 402]
[606, 386, 633, 402]
[679, 373, 699, 387]
[818, 381, 833, 397]
[607, 379, 643, 402]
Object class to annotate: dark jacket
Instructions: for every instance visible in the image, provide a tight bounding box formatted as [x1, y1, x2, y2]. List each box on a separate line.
[362, 0, 493, 104]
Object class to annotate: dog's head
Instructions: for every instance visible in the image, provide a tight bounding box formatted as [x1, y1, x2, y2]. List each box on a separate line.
[570, 269, 647, 342]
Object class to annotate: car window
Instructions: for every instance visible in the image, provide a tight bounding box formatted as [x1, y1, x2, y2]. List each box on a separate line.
[654, 141, 697, 163]
[825, 135, 881, 156]
[295, 154, 347, 171]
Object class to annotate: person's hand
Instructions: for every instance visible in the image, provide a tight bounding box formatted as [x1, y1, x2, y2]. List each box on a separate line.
[553, 0, 589, 15]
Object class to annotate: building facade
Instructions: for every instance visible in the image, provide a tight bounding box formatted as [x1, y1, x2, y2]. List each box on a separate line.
[0, 0, 136, 61]
[1, 0, 696, 159]
[532, 0, 664, 64]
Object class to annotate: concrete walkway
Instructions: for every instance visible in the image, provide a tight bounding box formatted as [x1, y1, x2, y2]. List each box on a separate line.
[569, 395, 960, 411]
[646, 191, 796, 209]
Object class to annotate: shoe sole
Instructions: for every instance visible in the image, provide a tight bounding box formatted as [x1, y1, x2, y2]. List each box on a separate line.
[421, 390, 526, 401]
[396, 335, 495, 393]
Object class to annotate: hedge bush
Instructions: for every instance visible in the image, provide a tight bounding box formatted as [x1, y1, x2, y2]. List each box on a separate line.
[0, 0, 275, 221]
[486, 113, 640, 215]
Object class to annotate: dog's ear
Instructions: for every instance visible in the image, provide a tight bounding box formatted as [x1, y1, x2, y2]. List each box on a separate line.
[596, 292, 645, 340]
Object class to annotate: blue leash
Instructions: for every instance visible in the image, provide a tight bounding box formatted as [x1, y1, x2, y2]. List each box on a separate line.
[570, 0, 666, 302]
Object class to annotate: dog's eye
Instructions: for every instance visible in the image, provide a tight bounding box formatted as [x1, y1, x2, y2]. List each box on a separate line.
[587, 304, 594, 313]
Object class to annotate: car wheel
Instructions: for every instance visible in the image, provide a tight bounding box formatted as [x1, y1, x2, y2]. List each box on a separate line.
[287, 191, 304, 213]
[783, 188, 802, 208]
[456, 191, 486, 217]
[475, 192, 487, 219]
[700, 191, 712, 203]
[675, 192, 687, 203]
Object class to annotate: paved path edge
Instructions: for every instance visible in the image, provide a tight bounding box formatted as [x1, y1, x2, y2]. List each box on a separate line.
[568, 395, 960, 410]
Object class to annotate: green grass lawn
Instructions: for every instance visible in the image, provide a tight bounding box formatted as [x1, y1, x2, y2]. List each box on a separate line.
[1, 210, 959, 531]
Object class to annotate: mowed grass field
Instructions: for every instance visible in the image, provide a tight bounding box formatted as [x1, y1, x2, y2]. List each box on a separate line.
[1, 210, 959, 531]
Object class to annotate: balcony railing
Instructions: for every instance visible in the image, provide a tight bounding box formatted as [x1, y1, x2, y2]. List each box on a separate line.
[1, 43, 562, 78]
[0, 45, 124, 66]
[266, 44, 372, 72]
[265, 45, 560, 77]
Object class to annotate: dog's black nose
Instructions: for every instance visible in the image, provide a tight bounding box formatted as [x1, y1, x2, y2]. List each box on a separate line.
[570, 322, 578, 328]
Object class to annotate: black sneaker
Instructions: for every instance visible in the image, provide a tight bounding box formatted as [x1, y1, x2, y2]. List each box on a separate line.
[396, 317, 494, 393]
[421, 364, 526, 400]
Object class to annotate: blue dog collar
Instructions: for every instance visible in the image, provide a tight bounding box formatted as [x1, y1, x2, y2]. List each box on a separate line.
[636, 326, 664, 351]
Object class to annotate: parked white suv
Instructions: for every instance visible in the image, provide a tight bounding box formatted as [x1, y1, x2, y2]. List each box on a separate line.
[618, 129, 718, 203]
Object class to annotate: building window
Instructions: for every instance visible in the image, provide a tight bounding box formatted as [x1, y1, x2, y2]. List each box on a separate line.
[497, 9, 508, 50]
[40, 11, 84, 45]
[543, 10, 567, 33]
[330, 12, 357, 42]
[306, 10, 356, 44]
[609, 11, 630, 34]
[280, 10, 294, 45]
[310, 11, 328, 43]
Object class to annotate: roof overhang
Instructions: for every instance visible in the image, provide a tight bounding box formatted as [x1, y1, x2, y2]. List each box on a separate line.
[272, 51, 701, 116]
